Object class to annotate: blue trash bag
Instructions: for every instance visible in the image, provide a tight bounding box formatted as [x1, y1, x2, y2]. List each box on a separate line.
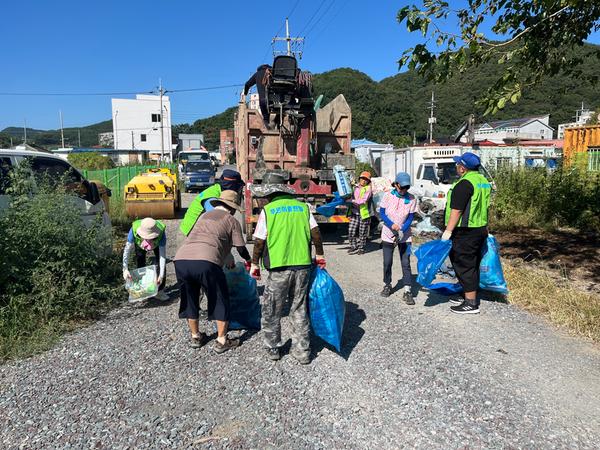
[224, 262, 261, 330]
[427, 235, 509, 295]
[479, 235, 508, 294]
[316, 192, 346, 218]
[414, 239, 453, 288]
[308, 267, 345, 352]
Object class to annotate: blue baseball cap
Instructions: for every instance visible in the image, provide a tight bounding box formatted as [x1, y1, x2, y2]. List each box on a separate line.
[394, 172, 411, 187]
[220, 169, 242, 181]
[453, 152, 481, 170]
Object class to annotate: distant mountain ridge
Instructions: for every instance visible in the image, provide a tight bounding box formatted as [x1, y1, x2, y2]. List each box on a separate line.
[3, 42, 599, 150]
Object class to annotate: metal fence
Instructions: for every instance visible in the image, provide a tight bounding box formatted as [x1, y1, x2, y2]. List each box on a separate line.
[82, 164, 177, 197]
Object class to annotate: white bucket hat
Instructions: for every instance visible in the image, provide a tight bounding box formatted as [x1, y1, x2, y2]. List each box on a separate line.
[137, 217, 161, 240]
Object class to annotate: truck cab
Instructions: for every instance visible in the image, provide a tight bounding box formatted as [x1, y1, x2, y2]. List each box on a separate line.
[181, 159, 215, 193]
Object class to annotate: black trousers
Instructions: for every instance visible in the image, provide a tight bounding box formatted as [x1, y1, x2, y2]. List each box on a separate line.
[449, 227, 488, 301]
[382, 242, 412, 287]
[175, 260, 229, 322]
[135, 245, 166, 291]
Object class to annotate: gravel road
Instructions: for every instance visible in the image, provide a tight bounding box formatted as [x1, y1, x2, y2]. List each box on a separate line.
[2, 189, 600, 449]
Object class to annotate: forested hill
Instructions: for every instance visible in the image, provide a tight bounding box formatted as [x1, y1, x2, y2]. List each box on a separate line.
[183, 44, 600, 148]
[1, 121, 112, 149]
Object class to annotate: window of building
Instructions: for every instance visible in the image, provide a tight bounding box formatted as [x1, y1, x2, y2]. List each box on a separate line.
[141, 134, 147, 142]
[496, 157, 512, 170]
[588, 150, 600, 172]
[151, 113, 161, 123]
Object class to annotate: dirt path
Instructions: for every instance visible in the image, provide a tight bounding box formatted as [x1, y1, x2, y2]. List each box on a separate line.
[1, 192, 600, 449]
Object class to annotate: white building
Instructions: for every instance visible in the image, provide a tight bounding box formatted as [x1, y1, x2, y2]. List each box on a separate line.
[557, 105, 594, 139]
[470, 115, 554, 144]
[249, 93, 260, 111]
[111, 94, 173, 161]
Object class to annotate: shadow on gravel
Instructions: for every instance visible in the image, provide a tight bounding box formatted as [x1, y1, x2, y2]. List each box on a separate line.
[310, 301, 366, 361]
[422, 289, 508, 307]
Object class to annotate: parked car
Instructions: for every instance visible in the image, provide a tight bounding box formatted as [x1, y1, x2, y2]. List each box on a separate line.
[181, 160, 215, 192]
[0, 149, 111, 229]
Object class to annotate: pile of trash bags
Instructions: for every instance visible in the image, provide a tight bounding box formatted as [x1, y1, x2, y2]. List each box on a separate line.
[415, 235, 508, 295]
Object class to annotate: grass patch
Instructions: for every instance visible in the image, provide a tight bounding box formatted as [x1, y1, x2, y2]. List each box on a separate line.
[504, 261, 600, 343]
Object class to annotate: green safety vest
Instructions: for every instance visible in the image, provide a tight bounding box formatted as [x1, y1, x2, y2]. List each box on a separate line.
[132, 219, 166, 248]
[179, 183, 222, 235]
[358, 185, 371, 220]
[445, 170, 491, 228]
[265, 195, 312, 269]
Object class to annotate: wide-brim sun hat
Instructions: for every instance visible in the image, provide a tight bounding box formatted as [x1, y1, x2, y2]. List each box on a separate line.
[212, 190, 242, 211]
[249, 171, 296, 198]
[137, 217, 161, 240]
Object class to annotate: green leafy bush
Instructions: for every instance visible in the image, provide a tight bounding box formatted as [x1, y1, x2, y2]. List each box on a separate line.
[68, 152, 115, 170]
[0, 166, 123, 361]
[491, 167, 600, 233]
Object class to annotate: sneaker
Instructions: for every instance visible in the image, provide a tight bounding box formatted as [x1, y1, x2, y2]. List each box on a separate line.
[355, 249, 365, 255]
[450, 301, 480, 314]
[154, 291, 169, 301]
[266, 348, 281, 361]
[292, 353, 311, 365]
[213, 338, 241, 354]
[380, 284, 392, 297]
[448, 297, 463, 305]
[348, 248, 359, 255]
[190, 333, 207, 349]
[403, 291, 415, 305]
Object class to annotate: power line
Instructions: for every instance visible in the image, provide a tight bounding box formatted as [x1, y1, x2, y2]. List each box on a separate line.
[298, 1, 328, 36]
[260, 0, 302, 62]
[308, 0, 349, 45]
[304, 0, 337, 38]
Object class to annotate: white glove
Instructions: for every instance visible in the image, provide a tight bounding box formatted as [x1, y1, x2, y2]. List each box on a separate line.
[123, 269, 131, 281]
[394, 230, 404, 241]
[441, 230, 452, 241]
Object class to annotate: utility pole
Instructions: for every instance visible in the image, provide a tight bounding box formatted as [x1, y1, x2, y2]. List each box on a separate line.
[159, 78, 164, 163]
[23, 119, 27, 144]
[59, 110, 65, 148]
[131, 131, 134, 150]
[273, 18, 304, 58]
[114, 110, 119, 150]
[78, 129, 81, 147]
[427, 91, 437, 144]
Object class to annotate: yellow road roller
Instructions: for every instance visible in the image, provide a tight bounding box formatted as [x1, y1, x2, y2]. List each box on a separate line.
[124, 168, 181, 219]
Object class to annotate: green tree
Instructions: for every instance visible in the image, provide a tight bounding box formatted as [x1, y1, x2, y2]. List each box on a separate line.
[68, 152, 115, 170]
[397, 1, 600, 114]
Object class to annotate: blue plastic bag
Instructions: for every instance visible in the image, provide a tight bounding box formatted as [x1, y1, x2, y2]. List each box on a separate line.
[308, 267, 345, 352]
[224, 263, 261, 330]
[426, 235, 509, 295]
[316, 192, 346, 218]
[414, 239, 453, 287]
[479, 235, 508, 294]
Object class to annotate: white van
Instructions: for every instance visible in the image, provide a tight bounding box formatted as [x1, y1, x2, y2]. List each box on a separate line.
[0, 149, 111, 229]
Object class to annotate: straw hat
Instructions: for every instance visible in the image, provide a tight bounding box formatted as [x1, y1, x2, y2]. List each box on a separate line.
[137, 217, 161, 240]
[212, 190, 242, 211]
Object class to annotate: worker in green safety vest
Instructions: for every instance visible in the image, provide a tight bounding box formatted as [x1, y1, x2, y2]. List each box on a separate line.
[347, 170, 373, 255]
[123, 217, 168, 301]
[441, 152, 491, 315]
[179, 169, 245, 236]
[250, 172, 326, 365]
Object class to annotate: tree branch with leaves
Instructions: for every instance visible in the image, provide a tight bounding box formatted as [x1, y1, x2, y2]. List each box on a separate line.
[398, 1, 600, 114]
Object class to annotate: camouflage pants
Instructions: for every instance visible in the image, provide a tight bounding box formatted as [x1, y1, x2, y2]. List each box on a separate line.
[261, 268, 311, 358]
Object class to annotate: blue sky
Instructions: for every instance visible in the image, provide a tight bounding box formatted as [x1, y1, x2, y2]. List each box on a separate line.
[1, 1, 599, 131]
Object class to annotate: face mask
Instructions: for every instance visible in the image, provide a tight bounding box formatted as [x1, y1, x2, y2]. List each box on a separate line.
[141, 239, 154, 251]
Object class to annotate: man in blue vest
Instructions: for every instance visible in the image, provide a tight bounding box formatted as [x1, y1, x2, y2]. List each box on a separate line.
[442, 152, 491, 315]
[250, 173, 326, 364]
